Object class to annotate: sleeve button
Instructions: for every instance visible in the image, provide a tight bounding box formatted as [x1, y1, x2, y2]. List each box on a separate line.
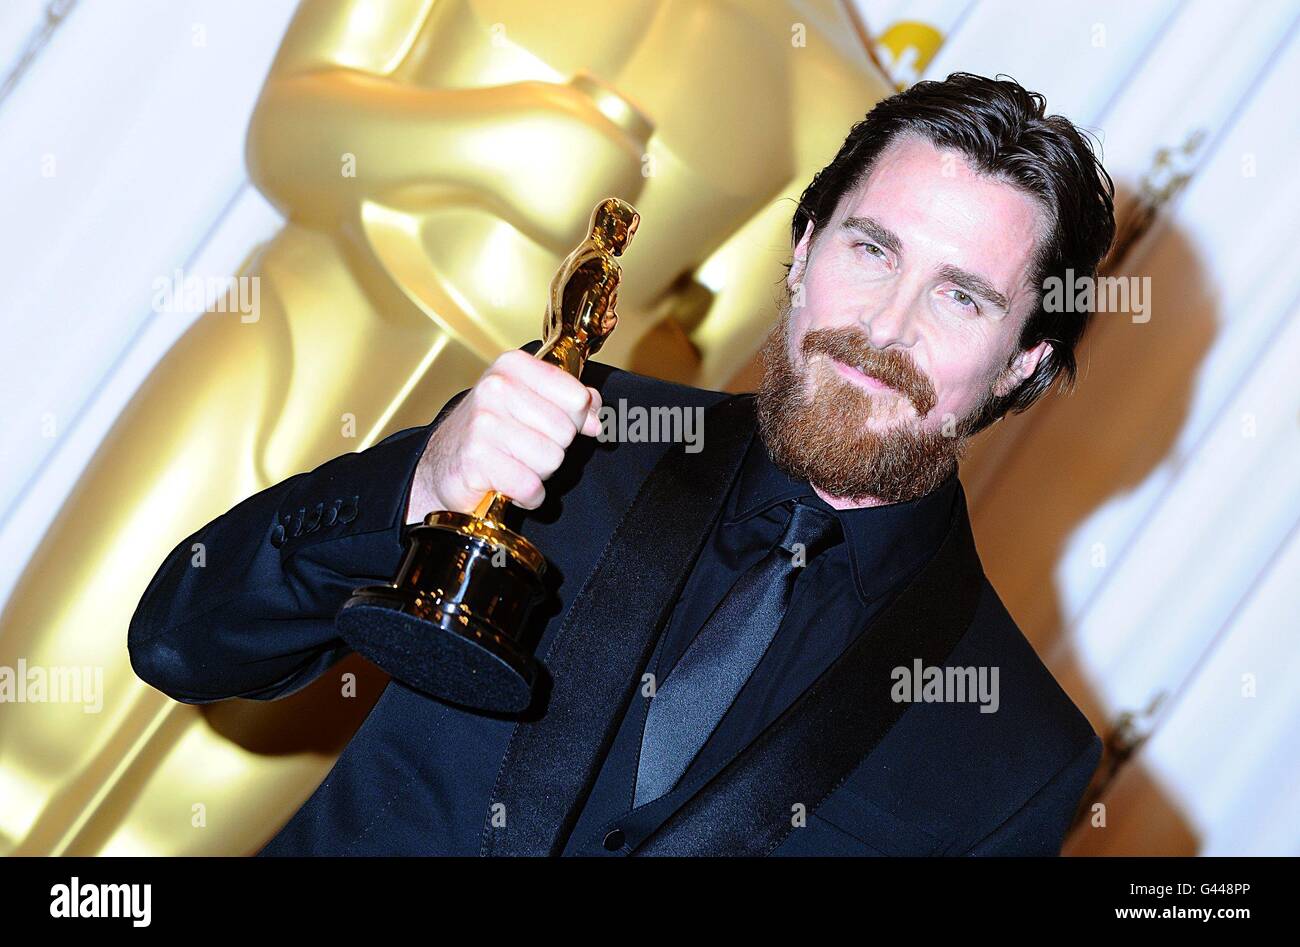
[304, 501, 324, 533]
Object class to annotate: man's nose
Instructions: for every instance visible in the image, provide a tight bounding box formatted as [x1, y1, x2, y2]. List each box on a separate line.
[857, 287, 920, 350]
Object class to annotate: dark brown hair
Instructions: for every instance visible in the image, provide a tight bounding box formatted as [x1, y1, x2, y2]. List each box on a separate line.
[790, 72, 1116, 430]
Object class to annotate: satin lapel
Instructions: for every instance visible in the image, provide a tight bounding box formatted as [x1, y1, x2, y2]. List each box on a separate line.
[631, 481, 986, 856]
[480, 393, 759, 856]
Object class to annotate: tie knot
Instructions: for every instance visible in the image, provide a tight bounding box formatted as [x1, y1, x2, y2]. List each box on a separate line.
[777, 499, 841, 557]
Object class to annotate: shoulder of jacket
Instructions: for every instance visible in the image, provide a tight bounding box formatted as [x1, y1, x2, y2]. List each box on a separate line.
[967, 575, 1101, 757]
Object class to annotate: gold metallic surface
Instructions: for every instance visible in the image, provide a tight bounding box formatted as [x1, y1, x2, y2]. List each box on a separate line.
[338, 196, 640, 706]
[414, 195, 638, 575]
[0, 0, 892, 854]
[474, 195, 637, 526]
[425, 509, 546, 573]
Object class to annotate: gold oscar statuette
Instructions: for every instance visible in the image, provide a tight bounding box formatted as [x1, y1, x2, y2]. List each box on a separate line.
[336, 197, 641, 713]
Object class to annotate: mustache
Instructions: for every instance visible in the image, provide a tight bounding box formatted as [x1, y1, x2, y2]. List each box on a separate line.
[800, 327, 937, 417]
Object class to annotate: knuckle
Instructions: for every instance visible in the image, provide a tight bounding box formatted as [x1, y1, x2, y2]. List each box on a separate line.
[463, 436, 492, 467]
[555, 420, 578, 445]
[525, 479, 546, 507]
[568, 380, 592, 413]
[541, 440, 565, 473]
[512, 473, 541, 508]
[467, 407, 495, 435]
[505, 350, 536, 377]
[477, 371, 506, 400]
[553, 382, 587, 417]
[494, 348, 525, 369]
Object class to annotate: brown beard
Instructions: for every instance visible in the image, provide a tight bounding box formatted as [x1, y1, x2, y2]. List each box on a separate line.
[754, 299, 994, 504]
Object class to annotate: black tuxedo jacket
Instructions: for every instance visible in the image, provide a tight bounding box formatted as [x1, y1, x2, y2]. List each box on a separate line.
[128, 341, 1102, 856]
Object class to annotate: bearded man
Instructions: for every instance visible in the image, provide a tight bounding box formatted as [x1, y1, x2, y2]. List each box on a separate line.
[130, 72, 1116, 856]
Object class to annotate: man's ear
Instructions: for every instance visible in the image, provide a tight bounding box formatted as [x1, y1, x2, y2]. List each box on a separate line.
[994, 339, 1052, 398]
[787, 220, 815, 292]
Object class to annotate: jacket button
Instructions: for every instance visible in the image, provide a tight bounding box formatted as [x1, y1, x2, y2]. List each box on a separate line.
[338, 495, 359, 525]
[602, 829, 625, 852]
[269, 523, 286, 547]
[304, 501, 324, 533]
[290, 507, 306, 536]
[324, 499, 341, 527]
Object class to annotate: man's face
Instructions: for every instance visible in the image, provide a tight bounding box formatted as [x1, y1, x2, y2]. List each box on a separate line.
[756, 133, 1052, 504]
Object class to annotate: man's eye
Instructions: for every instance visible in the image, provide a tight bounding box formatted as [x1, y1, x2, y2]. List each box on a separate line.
[855, 241, 886, 258]
[948, 289, 979, 312]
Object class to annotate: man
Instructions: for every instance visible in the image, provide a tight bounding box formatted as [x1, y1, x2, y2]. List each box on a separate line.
[129, 72, 1115, 856]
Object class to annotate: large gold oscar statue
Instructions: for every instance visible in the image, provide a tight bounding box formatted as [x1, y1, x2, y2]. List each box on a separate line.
[0, 0, 892, 855]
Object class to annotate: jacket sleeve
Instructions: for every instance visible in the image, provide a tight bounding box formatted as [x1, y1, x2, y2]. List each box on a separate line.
[964, 733, 1103, 856]
[128, 389, 468, 704]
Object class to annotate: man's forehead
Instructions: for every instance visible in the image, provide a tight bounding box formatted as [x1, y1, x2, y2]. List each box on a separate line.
[831, 137, 1046, 309]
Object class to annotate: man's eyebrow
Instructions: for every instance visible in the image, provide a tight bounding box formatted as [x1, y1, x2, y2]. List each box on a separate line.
[935, 264, 1011, 314]
[840, 215, 903, 257]
[841, 215, 1013, 314]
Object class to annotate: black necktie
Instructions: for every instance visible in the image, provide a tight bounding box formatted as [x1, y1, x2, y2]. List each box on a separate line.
[634, 499, 842, 807]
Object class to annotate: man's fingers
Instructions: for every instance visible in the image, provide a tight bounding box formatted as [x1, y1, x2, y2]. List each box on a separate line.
[502, 384, 581, 446]
[581, 386, 603, 437]
[479, 448, 546, 509]
[468, 411, 566, 481]
[493, 349, 593, 427]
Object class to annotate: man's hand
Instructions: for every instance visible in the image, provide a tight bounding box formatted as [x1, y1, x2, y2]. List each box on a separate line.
[406, 349, 603, 523]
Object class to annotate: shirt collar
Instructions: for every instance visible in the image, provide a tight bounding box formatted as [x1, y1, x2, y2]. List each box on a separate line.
[724, 433, 961, 604]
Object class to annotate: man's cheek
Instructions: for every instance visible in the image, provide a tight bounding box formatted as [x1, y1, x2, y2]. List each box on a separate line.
[941, 381, 988, 421]
[928, 381, 966, 420]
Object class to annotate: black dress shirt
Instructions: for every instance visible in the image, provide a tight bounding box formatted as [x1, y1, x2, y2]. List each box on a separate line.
[559, 432, 960, 855]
